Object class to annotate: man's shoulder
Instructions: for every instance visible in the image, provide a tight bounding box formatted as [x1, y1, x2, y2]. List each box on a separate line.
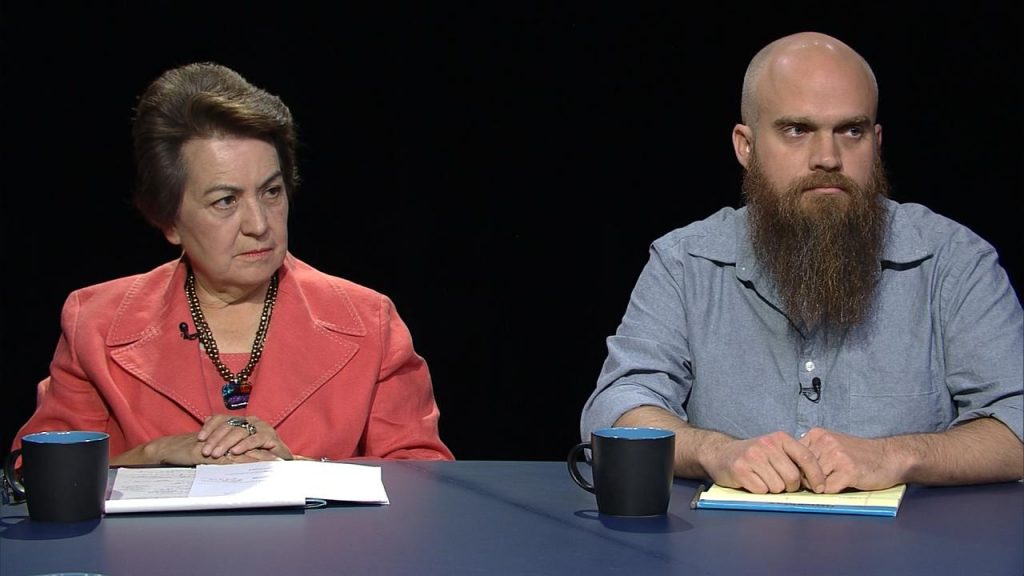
[651, 206, 744, 256]
[888, 199, 955, 227]
[652, 206, 742, 246]
[886, 199, 995, 257]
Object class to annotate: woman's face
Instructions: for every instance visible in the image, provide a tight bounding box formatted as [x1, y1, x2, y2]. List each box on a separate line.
[163, 136, 289, 299]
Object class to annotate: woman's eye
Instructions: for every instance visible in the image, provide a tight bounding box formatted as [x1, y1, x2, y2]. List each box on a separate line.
[212, 195, 237, 209]
[262, 185, 286, 203]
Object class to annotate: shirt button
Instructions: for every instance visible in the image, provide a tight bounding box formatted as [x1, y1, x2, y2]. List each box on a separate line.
[804, 361, 815, 372]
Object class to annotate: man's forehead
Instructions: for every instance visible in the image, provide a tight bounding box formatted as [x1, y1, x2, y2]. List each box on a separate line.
[755, 62, 878, 124]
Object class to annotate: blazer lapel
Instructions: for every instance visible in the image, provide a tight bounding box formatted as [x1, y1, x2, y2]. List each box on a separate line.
[108, 260, 213, 422]
[243, 256, 365, 427]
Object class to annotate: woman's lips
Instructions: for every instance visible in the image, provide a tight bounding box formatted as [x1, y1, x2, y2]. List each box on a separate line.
[239, 248, 273, 258]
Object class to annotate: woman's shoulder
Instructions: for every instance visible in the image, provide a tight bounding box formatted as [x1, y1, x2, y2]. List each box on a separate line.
[283, 255, 390, 309]
[56, 261, 180, 341]
[281, 255, 405, 337]
[66, 261, 178, 309]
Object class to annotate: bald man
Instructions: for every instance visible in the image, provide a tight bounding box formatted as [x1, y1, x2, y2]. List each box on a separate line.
[581, 32, 1023, 494]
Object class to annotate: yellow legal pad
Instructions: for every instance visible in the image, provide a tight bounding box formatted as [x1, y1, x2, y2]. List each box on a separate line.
[692, 483, 907, 517]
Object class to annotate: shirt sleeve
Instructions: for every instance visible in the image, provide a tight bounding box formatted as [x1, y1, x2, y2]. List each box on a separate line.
[580, 240, 695, 440]
[939, 237, 1024, 441]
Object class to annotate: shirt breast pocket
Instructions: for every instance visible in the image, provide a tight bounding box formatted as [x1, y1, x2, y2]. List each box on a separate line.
[846, 369, 950, 437]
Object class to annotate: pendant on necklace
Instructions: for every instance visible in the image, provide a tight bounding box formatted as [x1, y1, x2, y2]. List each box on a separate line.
[222, 378, 252, 410]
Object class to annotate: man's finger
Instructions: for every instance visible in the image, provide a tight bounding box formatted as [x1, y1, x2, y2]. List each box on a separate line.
[783, 438, 826, 493]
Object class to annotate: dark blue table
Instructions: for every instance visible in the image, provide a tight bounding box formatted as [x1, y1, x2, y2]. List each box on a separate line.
[2, 461, 1022, 575]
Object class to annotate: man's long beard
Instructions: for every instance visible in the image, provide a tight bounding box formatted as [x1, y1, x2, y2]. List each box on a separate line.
[743, 153, 890, 331]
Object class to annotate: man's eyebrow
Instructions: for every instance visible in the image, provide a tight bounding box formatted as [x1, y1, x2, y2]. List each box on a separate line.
[772, 115, 873, 129]
[837, 115, 873, 127]
[773, 116, 813, 128]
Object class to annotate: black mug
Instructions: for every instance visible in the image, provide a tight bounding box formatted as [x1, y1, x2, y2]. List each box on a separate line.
[4, 431, 110, 522]
[567, 427, 675, 516]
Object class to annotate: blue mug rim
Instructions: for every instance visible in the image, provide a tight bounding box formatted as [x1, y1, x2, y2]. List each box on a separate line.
[22, 431, 109, 445]
[593, 427, 674, 440]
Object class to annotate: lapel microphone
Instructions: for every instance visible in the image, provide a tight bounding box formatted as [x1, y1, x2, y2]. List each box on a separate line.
[800, 377, 822, 403]
[179, 322, 199, 340]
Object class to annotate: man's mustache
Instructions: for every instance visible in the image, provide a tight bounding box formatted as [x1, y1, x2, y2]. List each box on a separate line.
[793, 172, 857, 193]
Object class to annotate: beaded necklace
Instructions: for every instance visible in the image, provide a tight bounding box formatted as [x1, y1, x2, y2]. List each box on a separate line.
[184, 263, 278, 410]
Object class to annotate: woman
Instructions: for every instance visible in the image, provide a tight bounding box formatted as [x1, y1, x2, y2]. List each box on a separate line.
[12, 63, 453, 464]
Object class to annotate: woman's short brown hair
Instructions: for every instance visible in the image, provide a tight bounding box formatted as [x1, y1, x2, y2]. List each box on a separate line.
[132, 62, 298, 230]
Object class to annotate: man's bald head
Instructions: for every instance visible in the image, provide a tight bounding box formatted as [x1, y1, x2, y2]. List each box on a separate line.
[740, 32, 878, 127]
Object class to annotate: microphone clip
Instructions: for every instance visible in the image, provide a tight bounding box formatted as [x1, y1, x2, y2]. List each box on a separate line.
[800, 377, 822, 403]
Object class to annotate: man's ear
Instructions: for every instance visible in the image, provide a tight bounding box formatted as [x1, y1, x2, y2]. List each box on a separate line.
[733, 124, 753, 169]
[875, 123, 883, 150]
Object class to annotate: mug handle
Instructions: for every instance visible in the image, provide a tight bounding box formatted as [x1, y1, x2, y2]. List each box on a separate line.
[3, 448, 27, 501]
[567, 442, 594, 493]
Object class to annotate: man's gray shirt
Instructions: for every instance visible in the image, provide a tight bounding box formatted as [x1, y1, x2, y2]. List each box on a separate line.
[581, 199, 1023, 442]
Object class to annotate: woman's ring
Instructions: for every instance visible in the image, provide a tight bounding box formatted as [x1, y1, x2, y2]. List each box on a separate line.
[226, 417, 257, 436]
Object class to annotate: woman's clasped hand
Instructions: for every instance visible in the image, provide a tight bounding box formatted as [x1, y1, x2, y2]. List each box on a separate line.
[136, 415, 293, 465]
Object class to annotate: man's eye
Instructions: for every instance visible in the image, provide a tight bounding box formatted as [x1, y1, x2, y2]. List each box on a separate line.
[264, 185, 283, 198]
[784, 125, 807, 137]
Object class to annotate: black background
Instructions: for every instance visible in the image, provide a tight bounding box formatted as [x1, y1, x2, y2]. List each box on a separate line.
[2, 2, 1020, 461]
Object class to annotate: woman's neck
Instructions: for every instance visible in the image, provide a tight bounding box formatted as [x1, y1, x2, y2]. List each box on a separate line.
[191, 275, 273, 353]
